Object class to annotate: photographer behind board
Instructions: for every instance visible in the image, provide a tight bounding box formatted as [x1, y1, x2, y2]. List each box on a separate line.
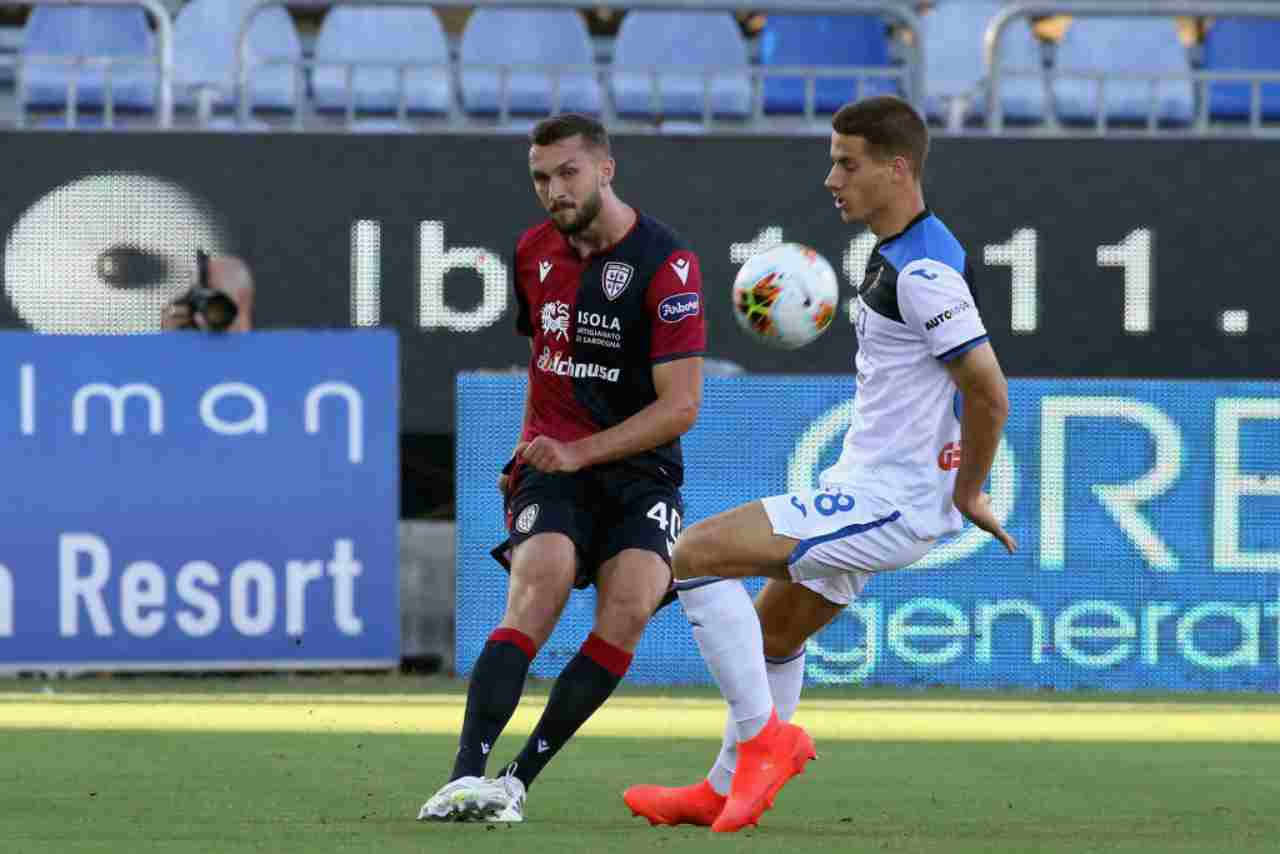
[161, 251, 255, 332]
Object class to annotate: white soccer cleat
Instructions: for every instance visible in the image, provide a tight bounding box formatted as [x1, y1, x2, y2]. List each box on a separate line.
[417, 775, 509, 822]
[485, 772, 526, 823]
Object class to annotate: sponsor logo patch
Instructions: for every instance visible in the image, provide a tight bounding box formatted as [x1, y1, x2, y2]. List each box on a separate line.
[937, 442, 962, 471]
[515, 503, 539, 534]
[924, 300, 973, 331]
[658, 291, 701, 324]
[602, 261, 634, 300]
[537, 347, 621, 382]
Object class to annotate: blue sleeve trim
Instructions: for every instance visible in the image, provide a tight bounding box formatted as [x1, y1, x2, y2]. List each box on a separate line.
[937, 334, 988, 363]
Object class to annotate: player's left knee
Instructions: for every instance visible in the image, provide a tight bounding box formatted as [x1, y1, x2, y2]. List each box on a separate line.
[670, 522, 710, 580]
[595, 602, 650, 649]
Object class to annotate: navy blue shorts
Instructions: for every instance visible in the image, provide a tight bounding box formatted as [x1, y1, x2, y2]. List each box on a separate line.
[491, 462, 683, 598]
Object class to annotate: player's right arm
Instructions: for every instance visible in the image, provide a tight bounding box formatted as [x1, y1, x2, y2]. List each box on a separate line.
[899, 258, 1015, 553]
[944, 343, 1016, 553]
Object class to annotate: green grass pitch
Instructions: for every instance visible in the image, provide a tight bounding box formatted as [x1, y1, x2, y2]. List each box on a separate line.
[1, 675, 1277, 853]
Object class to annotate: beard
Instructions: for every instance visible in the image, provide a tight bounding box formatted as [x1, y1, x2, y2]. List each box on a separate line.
[550, 189, 603, 236]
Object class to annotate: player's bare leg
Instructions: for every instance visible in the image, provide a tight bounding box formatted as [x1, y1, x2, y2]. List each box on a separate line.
[625, 579, 841, 827]
[661, 501, 818, 832]
[494, 549, 670, 820]
[419, 534, 576, 822]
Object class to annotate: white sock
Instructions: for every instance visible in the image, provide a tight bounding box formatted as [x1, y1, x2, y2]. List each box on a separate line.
[707, 649, 806, 796]
[676, 579, 773, 747]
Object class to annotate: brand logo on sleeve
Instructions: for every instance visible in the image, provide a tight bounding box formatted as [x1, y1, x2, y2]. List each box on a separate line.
[538, 260, 552, 283]
[658, 292, 701, 324]
[670, 257, 690, 285]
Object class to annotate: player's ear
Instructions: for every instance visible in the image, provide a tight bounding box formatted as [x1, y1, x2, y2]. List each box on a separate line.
[598, 155, 616, 186]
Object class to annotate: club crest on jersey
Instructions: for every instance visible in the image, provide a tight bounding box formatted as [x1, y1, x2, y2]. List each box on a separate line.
[602, 261, 634, 301]
[515, 503, 539, 534]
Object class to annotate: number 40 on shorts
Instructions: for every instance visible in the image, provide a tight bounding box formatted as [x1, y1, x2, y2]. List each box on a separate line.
[646, 501, 683, 536]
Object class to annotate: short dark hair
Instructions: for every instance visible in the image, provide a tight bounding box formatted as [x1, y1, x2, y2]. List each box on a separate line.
[832, 96, 929, 180]
[530, 113, 611, 155]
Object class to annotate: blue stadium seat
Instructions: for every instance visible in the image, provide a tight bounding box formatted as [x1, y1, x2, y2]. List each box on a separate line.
[760, 15, 897, 115]
[612, 11, 750, 118]
[459, 8, 601, 116]
[1053, 18, 1193, 125]
[174, 0, 303, 112]
[21, 7, 157, 111]
[924, 1, 1047, 125]
[313, 8, 451, 115]
[1204, 19, 1280, 121]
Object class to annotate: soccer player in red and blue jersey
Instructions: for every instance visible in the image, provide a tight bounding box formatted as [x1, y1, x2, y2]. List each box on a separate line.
[420, 113, 706, 823]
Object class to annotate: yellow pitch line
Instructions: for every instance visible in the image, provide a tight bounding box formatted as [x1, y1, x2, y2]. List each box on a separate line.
[0, 695, 1278, 742]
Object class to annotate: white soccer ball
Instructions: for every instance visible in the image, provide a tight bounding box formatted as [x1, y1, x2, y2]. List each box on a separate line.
[731, 242, 840, 349]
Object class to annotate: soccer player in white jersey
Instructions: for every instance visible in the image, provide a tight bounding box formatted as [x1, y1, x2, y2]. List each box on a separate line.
[624, 96, 1017, 833]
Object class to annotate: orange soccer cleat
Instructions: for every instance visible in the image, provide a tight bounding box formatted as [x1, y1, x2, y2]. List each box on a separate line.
[710, 711, 816, 833]
[623, 779, 728, 827]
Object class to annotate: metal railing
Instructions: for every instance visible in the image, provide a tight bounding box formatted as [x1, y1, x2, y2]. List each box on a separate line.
[12, 0, 173, 128]
[234, 0, 924, 129]
[985, 1, 1280, 133]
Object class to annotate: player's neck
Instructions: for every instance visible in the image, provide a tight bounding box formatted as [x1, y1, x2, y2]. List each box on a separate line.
[567, 198, 636, 258]
[869, 191, 926, 241]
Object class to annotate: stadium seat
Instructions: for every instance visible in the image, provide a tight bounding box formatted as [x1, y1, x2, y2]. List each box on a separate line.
[459, 8, 601, 116]
[760, 15, 897, 115]
[21, 7, 157, 111]
[1053, 18, 1194, 125]
[1204, 19, 1280, 121]
[173, 0, 303, 113]
[923, 0, 1048, 126]
[313, 8, 451, 115]
[611, 11, 750, 119]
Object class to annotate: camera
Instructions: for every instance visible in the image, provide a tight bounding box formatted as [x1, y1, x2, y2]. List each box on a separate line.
[172, 250, 238, 332]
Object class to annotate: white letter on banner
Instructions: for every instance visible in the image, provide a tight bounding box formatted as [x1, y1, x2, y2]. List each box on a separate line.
[229, 560, 276, 636]
[1141, 602, 1178, 665]
[1053, 601, 1136, 668]
[1040, 397, 1181, 571]
[120, 561, 166, 637]
[887, 598, 969, 666]
[200, 383, 267, 435]
[60, 533, 113, 636]
[805, 600, 879, 683]
[20, 363, 34, 435]
[175, 561, 221, 637]
[327, 539, 364, 636]
[1176, 603, 1260, 669]
[975, 600, 1046, 665]
[305, 383, 364, 465]
[0, 563, 13, 637]
[418, 221, 507, 332]
[286, 560, 324, 636]
[72, 383, 163, 435]
[1214, 398, 1280, 571]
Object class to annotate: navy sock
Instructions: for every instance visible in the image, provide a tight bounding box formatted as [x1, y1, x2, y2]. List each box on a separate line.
[507, 633, 632, 789]
[450, 628, 535, 781]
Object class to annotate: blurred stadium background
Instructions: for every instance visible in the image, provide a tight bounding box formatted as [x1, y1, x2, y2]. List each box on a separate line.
[0, 1, 1278, 850]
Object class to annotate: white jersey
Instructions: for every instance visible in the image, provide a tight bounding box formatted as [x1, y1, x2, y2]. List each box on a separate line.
[821, 211, 988, 539]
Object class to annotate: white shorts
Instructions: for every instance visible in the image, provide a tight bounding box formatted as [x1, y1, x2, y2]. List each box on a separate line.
[760, 486, 934, 606]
